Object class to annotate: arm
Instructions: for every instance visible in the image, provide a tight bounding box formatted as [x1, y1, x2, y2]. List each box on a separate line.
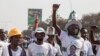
[52, 4, 61, 36]
[34, 15, 39, 30]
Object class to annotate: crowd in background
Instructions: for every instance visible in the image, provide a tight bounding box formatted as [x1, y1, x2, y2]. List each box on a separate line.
[0, 4, 100, 56]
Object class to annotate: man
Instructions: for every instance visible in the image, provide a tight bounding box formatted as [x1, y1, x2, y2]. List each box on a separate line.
[2, 28, 26, 56]
[0, 29, 8, 56]
[28, 27, 54, 56]
[89, 26, 99, 44]
[89, 26, 100, 55]
[30, 15, 48, 43]
[80, 28, 94, 56]
[46, 26, 62, 56]
[52, 4, 84, 56]
[0, 29, 5, 41]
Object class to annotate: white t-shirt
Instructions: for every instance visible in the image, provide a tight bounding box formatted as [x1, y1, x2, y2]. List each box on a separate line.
[96, 47, 100, 56]
[67, 36, 83, 56]
[59, 30, 83, 56]
[28, 42, 54, 56]
[59, 31, 70, 56]
[11, 47, 22, 56]
[82, 40, 94, 56]
[0, 41, 9, 56]
[2, 46, 22, 56]
[52, 43, 62, 56]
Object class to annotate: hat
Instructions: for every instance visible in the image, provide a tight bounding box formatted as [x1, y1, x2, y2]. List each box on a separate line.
[64, 19, 82, 31]
[35, 27, 45, 33]
[8, 28, 22, 37]
[46, 26, 55, 35]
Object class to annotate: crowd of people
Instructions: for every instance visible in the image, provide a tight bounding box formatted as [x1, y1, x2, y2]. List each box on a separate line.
[0, 4, 100, 56]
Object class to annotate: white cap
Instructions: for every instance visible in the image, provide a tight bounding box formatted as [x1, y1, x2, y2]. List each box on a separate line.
[35, 27, 45, 33]
[64, 19, 82, 31]
[46, 26, 55, 35]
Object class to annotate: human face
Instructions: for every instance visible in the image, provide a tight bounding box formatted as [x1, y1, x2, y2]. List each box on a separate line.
[70, 45, 77, 55]
[0, 30, 5, 41]
[81, 29, 88, 39]
[47, 35, 55, 44]
[35, 32, 45, 40]
[68, 24, 79, 35]
[10, 35, 21, 46]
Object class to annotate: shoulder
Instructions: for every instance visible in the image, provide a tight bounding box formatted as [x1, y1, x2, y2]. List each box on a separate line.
[55, 43, 60, 48]
[85, 40, 92, 46]
[28, 42, 35, 48]
[43, 42, 52, 46]
[0, 41, 7, 47]
[86, 40, 91, 44]
[43, 42, 53, 48]
[79, 37, 84, 43]
[61, 30, 68, 35]
[60, 30, 69, 38]
[80, 37, 84, 41]
[18, 46, 22, 51]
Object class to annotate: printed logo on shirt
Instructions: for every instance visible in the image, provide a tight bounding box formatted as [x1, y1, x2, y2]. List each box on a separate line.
[68, 45, 77, 56]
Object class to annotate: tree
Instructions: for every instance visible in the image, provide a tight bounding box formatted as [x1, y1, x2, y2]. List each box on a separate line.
[81, 13, 100, 30]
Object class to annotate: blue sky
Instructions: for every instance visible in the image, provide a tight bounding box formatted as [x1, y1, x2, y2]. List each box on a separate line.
[0, 0, 100, 31]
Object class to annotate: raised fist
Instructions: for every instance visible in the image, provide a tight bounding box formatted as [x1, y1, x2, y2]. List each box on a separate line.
[53, 4, 60, 11]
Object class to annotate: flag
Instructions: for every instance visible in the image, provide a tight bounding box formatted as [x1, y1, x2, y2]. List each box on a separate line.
[68, 10, 77, 21]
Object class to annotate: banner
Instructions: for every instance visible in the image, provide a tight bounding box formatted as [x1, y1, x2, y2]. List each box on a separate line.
[28, 9, 42, 26]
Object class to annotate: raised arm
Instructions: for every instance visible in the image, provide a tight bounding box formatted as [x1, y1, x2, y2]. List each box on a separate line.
[34, 15, 39, 30]
[52, 4, 61, 36]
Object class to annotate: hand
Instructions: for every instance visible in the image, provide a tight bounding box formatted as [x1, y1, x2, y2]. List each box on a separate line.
[53, 4, 60, 11]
